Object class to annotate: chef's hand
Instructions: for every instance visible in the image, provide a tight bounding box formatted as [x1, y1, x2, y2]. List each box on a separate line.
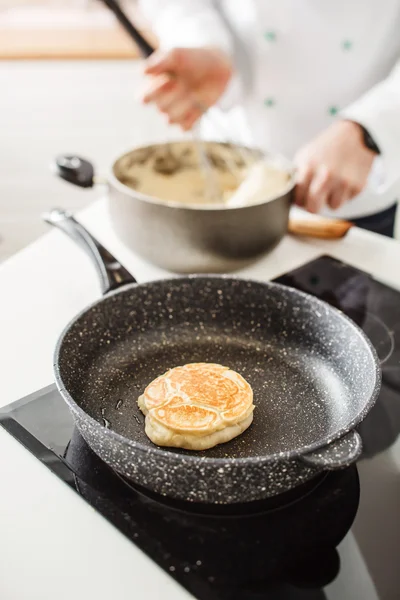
[294, 121, 376, 213]
[142, 47, 233, 130]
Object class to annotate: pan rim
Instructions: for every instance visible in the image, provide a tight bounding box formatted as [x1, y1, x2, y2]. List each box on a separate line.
[109, 140, 296, 212]
[53, 275, 382, 465]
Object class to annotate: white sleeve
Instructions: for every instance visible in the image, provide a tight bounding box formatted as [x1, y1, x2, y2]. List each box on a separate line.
[138, 0, 231, 53]
[341, 59, 400, 190]
[137, 0, 241, 109]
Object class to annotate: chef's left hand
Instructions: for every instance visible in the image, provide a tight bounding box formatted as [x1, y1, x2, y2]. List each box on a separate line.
[294, 120, 376, 213]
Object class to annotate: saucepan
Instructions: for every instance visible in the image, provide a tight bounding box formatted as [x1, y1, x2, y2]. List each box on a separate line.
[53, 0, 352, 274]
[54, 142, 352, 274]
[44, 208, 380, 504]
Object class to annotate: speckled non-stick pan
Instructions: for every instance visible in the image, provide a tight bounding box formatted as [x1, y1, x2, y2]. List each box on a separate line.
[45, 209, 380, 504]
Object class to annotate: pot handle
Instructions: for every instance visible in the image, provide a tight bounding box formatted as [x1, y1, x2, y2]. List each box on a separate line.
[43, 208, 136, 294]
[300, 430, 362, 470]
[53, 155, 96, 189]
[288, 217, 353, 240]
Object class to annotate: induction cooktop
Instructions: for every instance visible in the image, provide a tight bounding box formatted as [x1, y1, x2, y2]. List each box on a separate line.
[2, 255, 400, 600]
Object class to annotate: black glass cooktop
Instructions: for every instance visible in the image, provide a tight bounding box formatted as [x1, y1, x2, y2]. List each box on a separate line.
[1, 255, 400, 600]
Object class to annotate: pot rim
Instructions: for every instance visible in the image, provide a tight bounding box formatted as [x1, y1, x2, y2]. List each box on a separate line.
[54, 276, 381, 468]
[107, 140, 296, 212]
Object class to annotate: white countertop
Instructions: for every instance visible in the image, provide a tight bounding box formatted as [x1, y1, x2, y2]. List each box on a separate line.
[1, 198, 400, 600]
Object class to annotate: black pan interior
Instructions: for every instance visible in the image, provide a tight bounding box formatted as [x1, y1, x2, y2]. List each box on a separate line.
[58, 278, 378, 459]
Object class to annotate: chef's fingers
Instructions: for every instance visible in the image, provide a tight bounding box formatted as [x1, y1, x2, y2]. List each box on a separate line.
[348, 182, 364, 199]
[304, 166, 332, 214]
[328, 177, 363, 209]
[144, 49, 183, 76]
[142, 75, 181, 104]
[156, 87, 190, 114]
[328, 181, 349, 210]
[142, 76, 197, 126]
[180, 108, 202, 131]
[167, 97, 198, 124]
[294, 165, 313, 207]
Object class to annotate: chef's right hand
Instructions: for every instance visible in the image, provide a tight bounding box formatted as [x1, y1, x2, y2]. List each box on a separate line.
[142, 47, 233, 130]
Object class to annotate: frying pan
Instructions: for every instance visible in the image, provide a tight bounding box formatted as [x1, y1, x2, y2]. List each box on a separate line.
[45, 208, 380, 504]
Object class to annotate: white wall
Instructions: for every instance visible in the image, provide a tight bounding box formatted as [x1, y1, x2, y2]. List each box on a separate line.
[0, 60, 180, 261]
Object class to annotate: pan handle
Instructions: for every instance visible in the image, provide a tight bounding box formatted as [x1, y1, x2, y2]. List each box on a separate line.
[300, 430, 362, 470]
[43, 208, 137, 294]
[53, 155, 96, 189]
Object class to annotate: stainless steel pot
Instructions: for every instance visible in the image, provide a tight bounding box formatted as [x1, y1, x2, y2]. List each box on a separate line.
[54, 141, 296, 273]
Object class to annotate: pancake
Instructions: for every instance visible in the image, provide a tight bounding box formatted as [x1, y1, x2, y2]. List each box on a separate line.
[138, 363, 254, 450]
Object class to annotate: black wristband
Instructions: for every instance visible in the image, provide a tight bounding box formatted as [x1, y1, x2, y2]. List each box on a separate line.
[358, 124, 381, 154]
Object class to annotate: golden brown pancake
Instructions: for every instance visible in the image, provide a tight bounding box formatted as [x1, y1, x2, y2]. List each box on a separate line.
[138, 363, 254, 450]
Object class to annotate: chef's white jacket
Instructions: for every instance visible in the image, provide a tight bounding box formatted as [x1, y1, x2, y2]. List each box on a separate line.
[139, 0, 400, 218]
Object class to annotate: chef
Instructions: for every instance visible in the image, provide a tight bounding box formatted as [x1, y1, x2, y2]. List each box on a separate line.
[138, 0, 400, 237]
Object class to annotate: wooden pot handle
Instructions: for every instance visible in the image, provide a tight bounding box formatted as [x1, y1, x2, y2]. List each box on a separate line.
[288, 217, 353, 239]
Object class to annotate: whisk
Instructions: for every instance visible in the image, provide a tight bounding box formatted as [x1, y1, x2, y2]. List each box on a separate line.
[192, 103, 257, 202]
[99, 0, 255, 201]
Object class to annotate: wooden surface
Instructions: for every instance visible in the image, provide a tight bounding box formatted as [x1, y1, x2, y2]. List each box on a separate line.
[0, 5, 157, 60]
[0, 60, 184, 262]
[0, 26, 157, 60]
